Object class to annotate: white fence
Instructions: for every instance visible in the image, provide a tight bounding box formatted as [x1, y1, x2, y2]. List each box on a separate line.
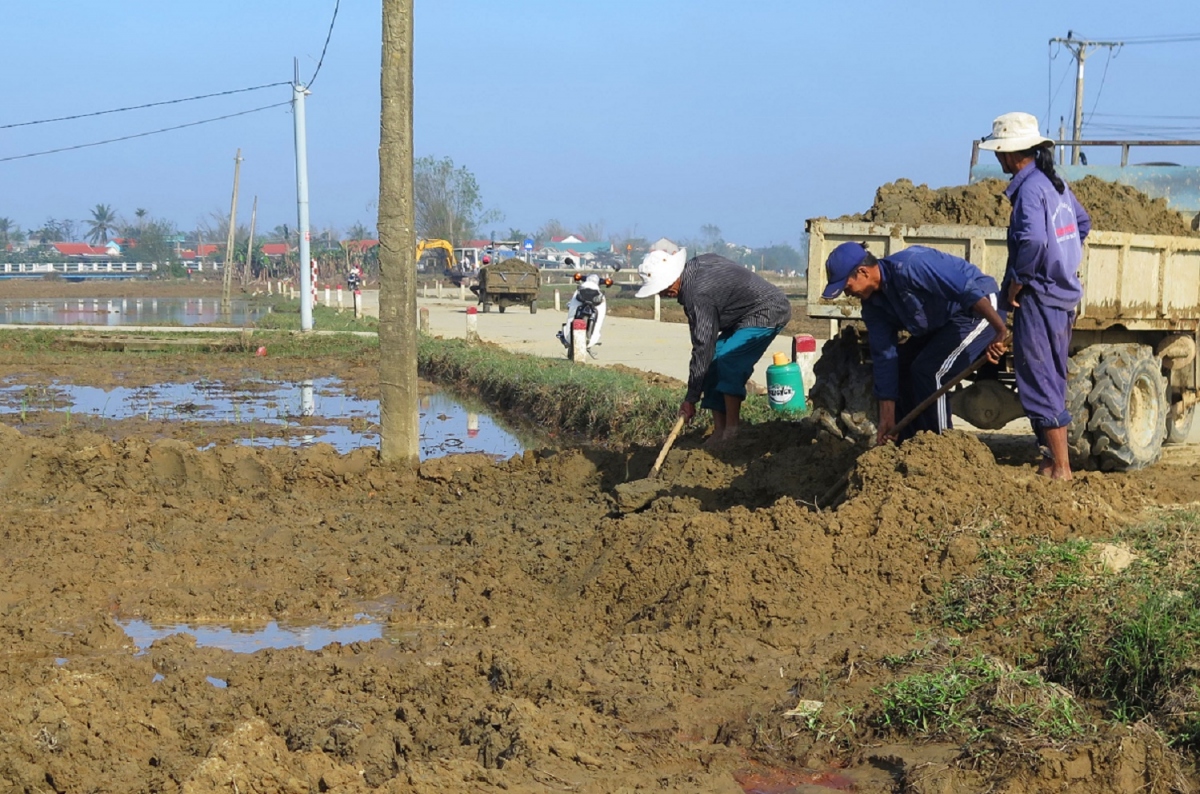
[1, 262, 159, 275]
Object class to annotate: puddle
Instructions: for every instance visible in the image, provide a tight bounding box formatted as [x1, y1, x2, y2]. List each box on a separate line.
[152, 673, 164, 683]
[0, 377, 531, 459]
[118, 618, 384, 654]
[0, 297, 269, 327]
[206, 676, 228, 689]
[54, 658, 68, 666]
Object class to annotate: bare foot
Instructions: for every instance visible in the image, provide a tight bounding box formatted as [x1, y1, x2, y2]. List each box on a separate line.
[703, 430, 726, 449]
[722, 425, 740, 443]
[1037, 458, 1054, 477]
[1050, 467, 1073, 481]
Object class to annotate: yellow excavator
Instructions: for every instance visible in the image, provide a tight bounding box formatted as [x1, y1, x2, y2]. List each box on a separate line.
[416, 238, 455, 273]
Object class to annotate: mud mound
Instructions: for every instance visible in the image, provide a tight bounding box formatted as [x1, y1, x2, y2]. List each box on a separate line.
[840, 176, 1198, 236]
[0, 422, 1189, 791]
[1072, 175, 1198, 237]
[839, 178, 1012, 226]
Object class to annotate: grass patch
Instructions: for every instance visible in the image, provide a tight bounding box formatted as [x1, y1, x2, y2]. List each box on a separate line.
[935, 510, 1200, 748]
[253, 299, 379, 333]
[418, 336, 680, 447]
[875, 651, 1086, 747]
[0, 329, 378, 359]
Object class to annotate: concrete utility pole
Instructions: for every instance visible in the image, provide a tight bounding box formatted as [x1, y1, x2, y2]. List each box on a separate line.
[378, 0, 419, 466]
[221, 148, 243, 314]
[243, 196, 257, 287]
[1049, 31, 1123, 165]
[293, 59, 314, 331]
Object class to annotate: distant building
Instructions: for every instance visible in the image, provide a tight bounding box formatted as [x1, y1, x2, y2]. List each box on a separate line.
[537, 235, 613, 265]
[179, 244, 220, 261]
[51, 242, 116, 259]
[650, 237, 681, 254]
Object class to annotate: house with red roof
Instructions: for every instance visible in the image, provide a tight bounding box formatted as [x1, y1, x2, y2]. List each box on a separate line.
[52, 242, 119, 259]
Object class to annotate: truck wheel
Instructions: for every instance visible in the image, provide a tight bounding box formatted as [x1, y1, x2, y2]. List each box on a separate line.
[1086, 344, 1168, 471]
[498, 304, 506, 313]
[808, 327, 877, 442]
[530, 301, 537, 314]
[1066, 347, 1104, 470]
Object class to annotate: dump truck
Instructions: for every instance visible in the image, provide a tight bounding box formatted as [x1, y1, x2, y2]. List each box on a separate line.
[470, 257, 540, 313]
[806, 218, 1200, 471]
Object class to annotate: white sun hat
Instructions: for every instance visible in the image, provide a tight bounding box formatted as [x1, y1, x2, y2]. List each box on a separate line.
[978, 112, 1053, 153]
[635, 249, 688, 298]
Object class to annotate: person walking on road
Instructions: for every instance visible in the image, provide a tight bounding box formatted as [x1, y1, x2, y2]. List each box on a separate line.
[979, 111, 1090, 480]
[821, 242, 1008, 445]
[636, 249, 792, 447]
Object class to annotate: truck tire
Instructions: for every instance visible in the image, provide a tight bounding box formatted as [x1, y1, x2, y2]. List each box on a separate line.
[530, 301, 537, 315]
[1085, 344, 1168, 471]
[808, 327, 877, 441]
[1066, 347, 1104, 470]
[498, 304, 506, 313]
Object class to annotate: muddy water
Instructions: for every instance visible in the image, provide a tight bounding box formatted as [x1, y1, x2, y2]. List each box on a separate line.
[0, 296, 269, 326]
[0, 377, 531, 458]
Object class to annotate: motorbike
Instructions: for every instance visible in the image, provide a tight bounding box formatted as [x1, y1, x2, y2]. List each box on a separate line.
[557, 273, 612, 360]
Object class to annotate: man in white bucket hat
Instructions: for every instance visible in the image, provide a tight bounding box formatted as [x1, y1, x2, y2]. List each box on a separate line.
[636, 249, 791, 446]
[979, 111, 1091, 480]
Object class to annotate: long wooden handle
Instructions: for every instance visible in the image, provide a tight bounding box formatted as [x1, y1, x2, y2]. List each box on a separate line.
[649, 415, 687, 479]
[888, 351, 992, 439]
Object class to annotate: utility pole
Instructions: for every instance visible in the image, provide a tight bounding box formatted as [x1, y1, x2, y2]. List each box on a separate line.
[221, 148, 243, 314]
[243, 196, 258, 287]
[293, 58, 314, 331]
[378, 0, 419, 466]
[1049, 31, 1123, 165]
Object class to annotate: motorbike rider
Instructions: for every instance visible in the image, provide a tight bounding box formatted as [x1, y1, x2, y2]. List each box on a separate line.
[557, 271, 609, 351]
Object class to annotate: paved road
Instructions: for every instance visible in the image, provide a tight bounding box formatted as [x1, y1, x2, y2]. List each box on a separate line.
[359, 289, 797, 392]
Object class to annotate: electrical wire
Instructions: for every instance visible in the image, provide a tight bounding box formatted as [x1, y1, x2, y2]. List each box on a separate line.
[0, 82, 290, 131]
[1101, 33, 1200, 44]
[306, 0, 341, 88]
[1082, 46, 1119, 134]
[0, 101, 290, 163]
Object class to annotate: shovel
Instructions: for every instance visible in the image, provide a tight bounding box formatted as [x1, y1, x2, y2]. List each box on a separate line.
[818, 351, 994, 508]
[613, 414, 687, 512]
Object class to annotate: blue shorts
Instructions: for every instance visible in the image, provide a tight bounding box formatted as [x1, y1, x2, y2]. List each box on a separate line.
[699, 325, 783, 411]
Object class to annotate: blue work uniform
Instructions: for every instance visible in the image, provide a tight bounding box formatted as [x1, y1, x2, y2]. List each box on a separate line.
[1002, 162, 1090, 449]
[862, 246, 1003, 439]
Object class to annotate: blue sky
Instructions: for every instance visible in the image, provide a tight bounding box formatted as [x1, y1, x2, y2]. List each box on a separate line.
[2, 1, 1197, 247]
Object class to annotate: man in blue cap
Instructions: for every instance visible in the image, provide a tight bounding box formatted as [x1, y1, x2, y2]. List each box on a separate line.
[822, 242, 1009, 445]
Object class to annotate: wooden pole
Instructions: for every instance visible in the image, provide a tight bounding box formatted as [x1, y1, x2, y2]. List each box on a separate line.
[221, 149, 242, 314]
[378, 0, 419, 466]
[243, 196, 257, 288]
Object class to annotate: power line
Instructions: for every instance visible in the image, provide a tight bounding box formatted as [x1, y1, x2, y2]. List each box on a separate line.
[306, 0, 341, 88]
[0, 82, 290, 131]
[1082, 47, 1117, 132]
[1101, 33, 1200, 44]
[0, 102, 290, 164]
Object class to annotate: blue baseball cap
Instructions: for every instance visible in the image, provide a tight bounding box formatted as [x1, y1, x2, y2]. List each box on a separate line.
[821, 242, 870, 299]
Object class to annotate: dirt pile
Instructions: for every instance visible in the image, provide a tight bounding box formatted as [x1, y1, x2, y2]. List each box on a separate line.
[840, 176, 1198, 236]
[1, 418, 1191, 792]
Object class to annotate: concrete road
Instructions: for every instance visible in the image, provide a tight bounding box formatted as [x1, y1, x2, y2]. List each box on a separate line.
[359, 289, 796, 392]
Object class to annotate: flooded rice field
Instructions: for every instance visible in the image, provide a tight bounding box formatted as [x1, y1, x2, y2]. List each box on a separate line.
[0, 296, 271, 326]
[0, 375, 529, 458]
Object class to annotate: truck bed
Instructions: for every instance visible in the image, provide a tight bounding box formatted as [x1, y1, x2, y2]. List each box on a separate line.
[806, 219, 1200, 332]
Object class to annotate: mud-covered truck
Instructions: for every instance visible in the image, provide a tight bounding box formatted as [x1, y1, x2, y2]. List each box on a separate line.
[470, 257, 541, 314]
[806, 219, 1200, 470]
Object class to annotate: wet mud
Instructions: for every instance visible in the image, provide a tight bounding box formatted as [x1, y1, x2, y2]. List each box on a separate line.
[841, 176, 1198, 236]
[2, 409, 1198, 791]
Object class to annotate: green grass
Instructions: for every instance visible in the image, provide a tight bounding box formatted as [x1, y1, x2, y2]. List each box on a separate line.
[252, 299, 379, 333]
[0, 328, 378, 359]
[935, 510, 1200, 749]
[874, 652, 1086, 746]
[417, 335, 680, 446]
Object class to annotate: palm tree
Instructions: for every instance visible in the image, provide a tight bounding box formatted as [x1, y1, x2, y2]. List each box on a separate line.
[134, 208, 147, 230]
[85, 204, 119, 244]
[0, 217, 19, 249]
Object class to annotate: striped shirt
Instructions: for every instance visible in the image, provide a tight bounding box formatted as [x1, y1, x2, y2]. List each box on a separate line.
[677, 254, 792, 403]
